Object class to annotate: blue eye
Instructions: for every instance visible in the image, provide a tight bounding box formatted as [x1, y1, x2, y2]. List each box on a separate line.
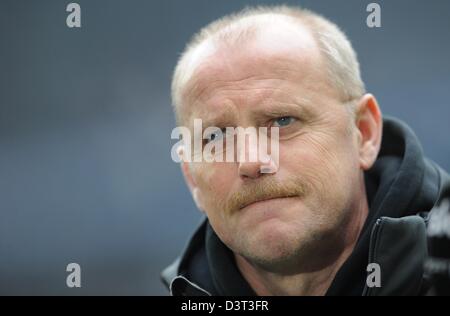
[205, 128, 225, 143]
[273, 116, 296, 127]
[209, 132, 221, 141]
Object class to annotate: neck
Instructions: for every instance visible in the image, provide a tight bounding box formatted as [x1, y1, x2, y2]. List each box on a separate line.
[235, 187, 369, 296]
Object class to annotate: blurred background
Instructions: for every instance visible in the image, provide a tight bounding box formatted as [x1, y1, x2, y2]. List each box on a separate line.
[0, 0, 449, 295]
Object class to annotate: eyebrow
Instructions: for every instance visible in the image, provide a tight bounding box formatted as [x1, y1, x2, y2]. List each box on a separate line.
[256, 97, 314, 120]
[263, 102, 307, 116]
[192, 108, 237, 129]
[190, 95, 314, 128]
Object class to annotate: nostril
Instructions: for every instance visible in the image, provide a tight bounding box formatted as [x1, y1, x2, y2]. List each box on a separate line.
[238, 161, 263, 180]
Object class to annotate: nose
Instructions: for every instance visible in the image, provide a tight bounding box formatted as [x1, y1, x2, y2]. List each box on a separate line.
[237, 134, 277, 180]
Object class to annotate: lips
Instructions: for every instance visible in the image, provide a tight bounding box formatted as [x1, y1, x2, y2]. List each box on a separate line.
[239, 194, 299, 210]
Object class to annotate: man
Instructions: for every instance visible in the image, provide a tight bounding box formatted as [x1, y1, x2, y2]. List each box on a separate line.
[162, 5, 450, 295]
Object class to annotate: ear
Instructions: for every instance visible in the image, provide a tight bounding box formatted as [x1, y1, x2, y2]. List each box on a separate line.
[354, 94, 383, 170]
[179, 146, 205, 212]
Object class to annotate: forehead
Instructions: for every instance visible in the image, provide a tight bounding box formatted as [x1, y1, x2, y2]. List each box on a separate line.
[179, 19, 331, 124]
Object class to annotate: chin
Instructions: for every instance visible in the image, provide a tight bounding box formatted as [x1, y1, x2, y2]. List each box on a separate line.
[241, 244, 302, 273]
[237, 222, 304, 263]
[247, 215, 300, 240]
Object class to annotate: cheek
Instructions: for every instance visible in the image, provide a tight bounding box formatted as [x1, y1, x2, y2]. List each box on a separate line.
[280, 131, 359, 201]
[192, 163, 239, 246]
[192, 162, 236, 211]
[278, 139, 359, 236]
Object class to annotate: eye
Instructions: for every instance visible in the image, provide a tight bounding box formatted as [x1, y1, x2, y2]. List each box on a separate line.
[272, 116, 297, 128]
[204, 128, 225, 144]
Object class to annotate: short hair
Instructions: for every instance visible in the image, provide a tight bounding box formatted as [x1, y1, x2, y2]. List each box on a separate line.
[171, 5, 366, 124]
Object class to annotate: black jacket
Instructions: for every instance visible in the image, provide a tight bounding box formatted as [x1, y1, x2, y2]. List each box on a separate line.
[161, 116, 450, 296]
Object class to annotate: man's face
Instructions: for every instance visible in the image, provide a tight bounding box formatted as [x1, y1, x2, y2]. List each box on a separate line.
[180, 22, 365, 271]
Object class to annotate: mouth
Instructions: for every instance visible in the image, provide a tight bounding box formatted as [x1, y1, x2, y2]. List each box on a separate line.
[239, 195, 299, 210]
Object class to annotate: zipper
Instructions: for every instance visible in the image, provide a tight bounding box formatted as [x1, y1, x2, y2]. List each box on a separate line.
[362, 217, 385, 296]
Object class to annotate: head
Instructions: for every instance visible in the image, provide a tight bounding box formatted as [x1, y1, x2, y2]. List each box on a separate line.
[172, 6, 382, 273]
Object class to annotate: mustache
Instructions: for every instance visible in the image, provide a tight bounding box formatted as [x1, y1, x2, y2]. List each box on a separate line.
[222, 177, 308, 214]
